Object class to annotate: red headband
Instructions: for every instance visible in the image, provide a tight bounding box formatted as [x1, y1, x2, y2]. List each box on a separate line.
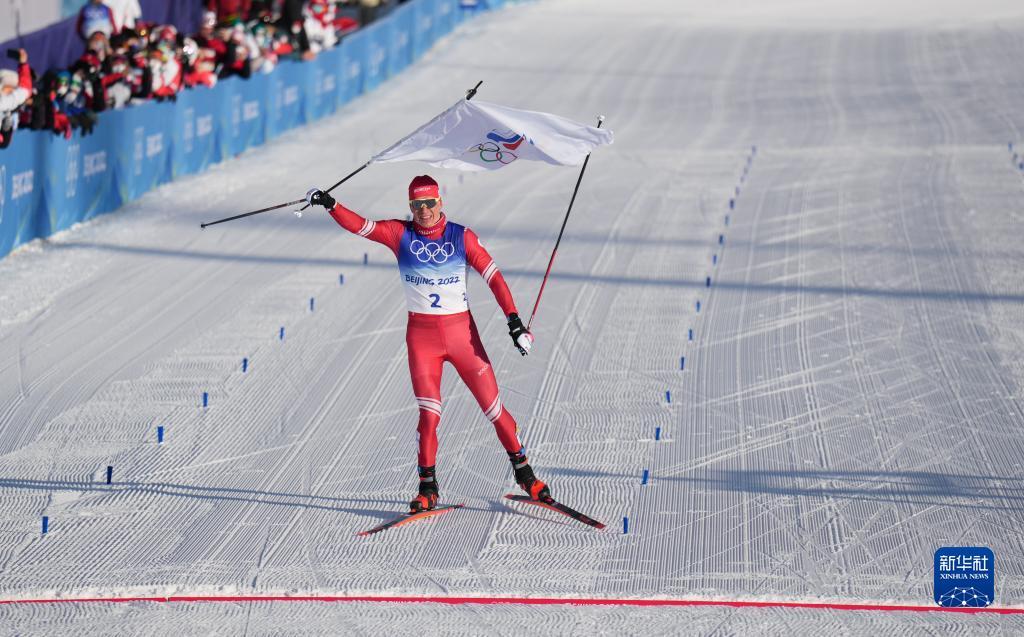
[408, 175, 439, 200]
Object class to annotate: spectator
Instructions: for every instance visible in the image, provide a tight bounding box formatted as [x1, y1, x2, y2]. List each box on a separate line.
[359, 0, 381, 27]
[182, 37, 218, 88]
[280, 0, 313, 59]
[149, 38, 183, 101]
[0, 49, 32, 148]
[77, 0, 120, 41]
[250, 0, 281, 23]
[206, 0, 253, 28]
[305, 0, 338, 53]
[56, 70, 98, 136]
[104, 55, 134, 108]
[104, 0, 143, 31]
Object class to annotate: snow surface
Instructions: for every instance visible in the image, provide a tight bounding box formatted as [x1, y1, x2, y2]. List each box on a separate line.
[2, 0, 1024, 633]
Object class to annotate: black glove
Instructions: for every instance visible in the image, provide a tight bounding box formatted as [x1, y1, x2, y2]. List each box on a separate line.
[305, 187, 336, 210]
[507, 313, 532, 356]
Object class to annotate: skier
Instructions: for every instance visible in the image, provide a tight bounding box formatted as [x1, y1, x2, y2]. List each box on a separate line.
[305, 176, 550, 513]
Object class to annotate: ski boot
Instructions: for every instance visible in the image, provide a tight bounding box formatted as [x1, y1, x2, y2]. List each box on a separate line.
[508, 450, 551, 501]
[409, 465, 439, 513]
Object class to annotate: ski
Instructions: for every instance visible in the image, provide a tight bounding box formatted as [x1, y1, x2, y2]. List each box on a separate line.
[357, 504, 464, 537]
[504, 494, 606, 530]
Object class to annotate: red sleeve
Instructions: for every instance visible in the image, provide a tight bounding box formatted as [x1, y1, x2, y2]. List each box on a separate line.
[17, 63, 32, 91]
[465, 228, 518, 318]
[327, 202, 404, 254]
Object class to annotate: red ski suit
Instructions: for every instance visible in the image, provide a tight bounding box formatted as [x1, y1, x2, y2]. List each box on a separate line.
[328, 203, 523, 466]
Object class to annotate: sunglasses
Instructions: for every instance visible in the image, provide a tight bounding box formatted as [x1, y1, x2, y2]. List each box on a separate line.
[409, 198, 439, 210]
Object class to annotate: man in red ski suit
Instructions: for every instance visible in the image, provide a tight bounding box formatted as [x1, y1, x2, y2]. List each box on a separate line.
[305, 176, 549, 512]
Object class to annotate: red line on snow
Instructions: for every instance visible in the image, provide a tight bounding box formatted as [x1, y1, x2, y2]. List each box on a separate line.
[0, 595, 1021, 614]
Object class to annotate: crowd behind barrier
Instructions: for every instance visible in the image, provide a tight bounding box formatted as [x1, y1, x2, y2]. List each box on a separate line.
[0, 0, 509, 261]
[1, 1, 205, 76]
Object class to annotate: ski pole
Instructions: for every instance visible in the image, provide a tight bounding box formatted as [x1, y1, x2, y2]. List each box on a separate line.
[200, 198, 306, 229]
[526, 116, 604, 332]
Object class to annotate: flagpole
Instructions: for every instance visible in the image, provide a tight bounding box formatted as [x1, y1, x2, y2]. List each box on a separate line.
[526, 116, 605, 332]
[200, 81, 484, 228]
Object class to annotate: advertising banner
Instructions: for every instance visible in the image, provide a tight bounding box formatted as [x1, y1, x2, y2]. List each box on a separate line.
[43, 122, 119, 234]
[0, 132, 45, 257]
[173, 85, 220, 178]
[107, 101, 174, 204]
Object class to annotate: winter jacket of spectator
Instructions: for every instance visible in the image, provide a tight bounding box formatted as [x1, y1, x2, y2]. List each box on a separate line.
[0, 63, 32, 115]
[0, 62, 33, 147]
[78, 3, 120, 40]
[206, 0, 253, 25]
[150, 56, 183, 100]
[104, 0, 142, 30]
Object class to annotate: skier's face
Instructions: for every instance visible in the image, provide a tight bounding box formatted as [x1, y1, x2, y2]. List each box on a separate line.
[410, 196, 442, 228]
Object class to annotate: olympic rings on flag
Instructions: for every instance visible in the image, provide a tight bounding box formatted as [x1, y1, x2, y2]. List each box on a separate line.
[473, 141, 518, 165]
[409, 240, 456, 264]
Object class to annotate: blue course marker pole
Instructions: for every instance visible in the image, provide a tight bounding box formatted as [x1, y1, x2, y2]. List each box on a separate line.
[706, 276, 711, 288]
[642, 469, 649, 485]
[696, 300, 701, 313]
[729, 198, 735, 210]
[42, 517, 49, 534]
[655, 427, 661, 441]
[339, 274, 344, 285]
[712, 254, 717, 265]
[725, 214, 730, 226]
[202, 392, 209, 408]
[666, 390, 671, 403]
[623, 517, 629, 534]
[363, 253, 368, 265]
[106, 466, 113, 485]
[688, 328, 693, 341]
[242, 357, 248, 373]
[718, 234, 724, 245]
[310, 297, 315, 312]
[680, 356, 686, 370]
[157, 426, 164, 443]
[279, 327, 285, 341]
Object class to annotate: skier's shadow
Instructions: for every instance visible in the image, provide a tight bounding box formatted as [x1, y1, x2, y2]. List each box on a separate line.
[548, 467, 1024, 512]
[0, 477, 405, 519]
[54, 240, 1024, 305]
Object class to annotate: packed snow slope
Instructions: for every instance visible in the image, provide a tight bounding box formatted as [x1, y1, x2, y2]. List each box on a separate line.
[3, 0, 1024, 633]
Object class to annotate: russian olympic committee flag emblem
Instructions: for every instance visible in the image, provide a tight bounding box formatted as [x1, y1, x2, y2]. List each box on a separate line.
[934, 547, 994, 607]
[371, 99, 613, 171]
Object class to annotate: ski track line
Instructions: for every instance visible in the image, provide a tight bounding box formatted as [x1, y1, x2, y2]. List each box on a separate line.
[0, 594, 1021, 615]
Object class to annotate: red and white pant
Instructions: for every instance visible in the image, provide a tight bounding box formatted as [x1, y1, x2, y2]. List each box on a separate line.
[406, 311, 522, 466]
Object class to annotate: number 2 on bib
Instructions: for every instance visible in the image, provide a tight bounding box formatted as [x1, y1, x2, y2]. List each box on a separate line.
[429, 294, 441, 308]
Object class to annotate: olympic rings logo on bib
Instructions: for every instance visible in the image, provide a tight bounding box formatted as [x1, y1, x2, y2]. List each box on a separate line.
[409, 240, 456, 264]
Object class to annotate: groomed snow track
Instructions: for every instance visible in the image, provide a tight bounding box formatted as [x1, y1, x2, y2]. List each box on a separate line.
[2, 0, 1024, 634]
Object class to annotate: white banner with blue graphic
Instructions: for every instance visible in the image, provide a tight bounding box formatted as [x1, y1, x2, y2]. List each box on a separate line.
[371, 99, 614, 171]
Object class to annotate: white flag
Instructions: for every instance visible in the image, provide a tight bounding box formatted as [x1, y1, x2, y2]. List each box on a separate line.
[371, 100, 613, 171]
